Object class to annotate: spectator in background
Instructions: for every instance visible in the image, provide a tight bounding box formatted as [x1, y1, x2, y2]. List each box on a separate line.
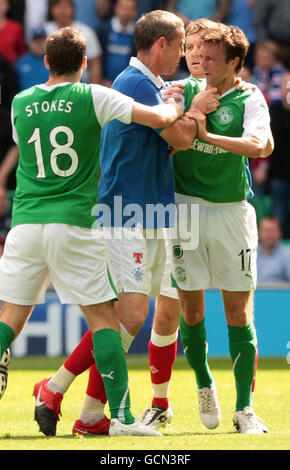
[252, 41, 285, 105]
[24, 0, 48, 42]
[74, 0, 99, 30]
[257, 217, 290, 284]
[226, 0, 256, 70]
[0, 0, 26, 65]
[267, 71, 290, 238]
[6, 0, 25, 25]
[15, 26, 49, 90]
[45, 0, 103, 83]
[98, 0, 137, 87]
[254, 0, 290, 68]
[137, 1, 167, 18]
[0, 186, 12, 258]
[0, 53, 19, 191]
[165, 0, 230, 26]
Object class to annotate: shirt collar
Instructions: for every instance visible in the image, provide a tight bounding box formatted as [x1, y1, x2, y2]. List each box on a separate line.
[129, 57, 165, 90]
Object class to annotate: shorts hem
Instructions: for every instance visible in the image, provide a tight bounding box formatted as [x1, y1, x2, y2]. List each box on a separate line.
[118, 288, 150, 296]
[214, 284, 256, 292]
[159, 290, 179, 300]
[0, 294, 45, 305]
[67, 294, 118, 307]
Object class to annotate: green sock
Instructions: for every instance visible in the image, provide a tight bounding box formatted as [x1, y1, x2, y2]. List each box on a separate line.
[180, 316, 213, 389]
[92, 328, 134, 424]
[0, 322, 15, 359]
[228, 323, 257, 411]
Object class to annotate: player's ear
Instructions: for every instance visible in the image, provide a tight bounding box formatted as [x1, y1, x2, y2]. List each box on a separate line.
[81, 56, 88, 70]
[157, 36, 167, 50]
[44, 55, 50, 70]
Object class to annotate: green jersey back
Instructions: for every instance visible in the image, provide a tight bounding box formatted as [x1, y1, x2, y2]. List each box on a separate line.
[11, 82, 133, 228]
[173, 83, 269, 203]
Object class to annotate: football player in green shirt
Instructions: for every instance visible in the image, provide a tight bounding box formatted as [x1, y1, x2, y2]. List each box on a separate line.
[170, 25, 273, 434]
[0, 26, 184, 437]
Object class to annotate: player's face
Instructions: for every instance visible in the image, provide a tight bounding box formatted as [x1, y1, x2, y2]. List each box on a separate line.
[185, 32, 204, 79]
[200, 42, 233, 87]
[162, 27, 185, 76]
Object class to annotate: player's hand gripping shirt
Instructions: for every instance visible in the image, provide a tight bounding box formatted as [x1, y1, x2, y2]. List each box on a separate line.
[11, 82, 133, 228]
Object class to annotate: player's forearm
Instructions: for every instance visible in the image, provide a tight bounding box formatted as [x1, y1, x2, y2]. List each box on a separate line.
[202, 132, 272, 158]
[160, 117, 198, 150]
[132, 101, 183, 129]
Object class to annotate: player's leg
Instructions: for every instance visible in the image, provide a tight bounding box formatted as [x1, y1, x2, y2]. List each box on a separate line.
[73, 363, 110, 436]
[210, 200, 266, 434]
[72, 317, 135, 436]
[0, 303, 34, 400]
[177, 289, 221, 429]
[41, 224, 161, 437]
[222, 289, 267, 434]
[142, 294, 179, 429]
[169, 196, 221, 429]
[0, 224, 51, 402]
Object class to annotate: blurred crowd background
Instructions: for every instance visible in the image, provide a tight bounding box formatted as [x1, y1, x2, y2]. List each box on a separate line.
[0, 0, 290, 284]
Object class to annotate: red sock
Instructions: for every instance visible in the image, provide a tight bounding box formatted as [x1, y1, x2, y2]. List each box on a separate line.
[86, 364, 107, 403]
[149, 340, 177, 410]
[64, 330, 95, 375]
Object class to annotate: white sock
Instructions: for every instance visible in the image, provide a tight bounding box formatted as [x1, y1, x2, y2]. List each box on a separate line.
[79, 394, 105, 424]
[47, 365, 76, 394]
[151, 329, 179, 347]
[150, 329, 179, 404]
[120, 322, 134, 353]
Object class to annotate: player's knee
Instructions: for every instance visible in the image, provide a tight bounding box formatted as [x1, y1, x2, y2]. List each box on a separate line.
[182, 309, 205, 327]
[227, 308, 251, 327]
[126, 306, 148, 336]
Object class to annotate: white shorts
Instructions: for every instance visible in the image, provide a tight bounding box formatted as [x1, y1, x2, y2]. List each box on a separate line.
[159, 236, 179, 300]
[104, 227, 166, 298]
[0, 224, 117, 306]
[171, 194, 258, 292]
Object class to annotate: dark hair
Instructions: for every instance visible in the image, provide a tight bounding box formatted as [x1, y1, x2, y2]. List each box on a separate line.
[46, 27, 87, 76]
[134, 9, 184, 52]
[201, 25, 249, 73]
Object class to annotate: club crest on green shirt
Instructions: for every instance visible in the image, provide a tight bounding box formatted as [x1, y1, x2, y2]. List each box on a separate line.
[214, 105, 234, 125]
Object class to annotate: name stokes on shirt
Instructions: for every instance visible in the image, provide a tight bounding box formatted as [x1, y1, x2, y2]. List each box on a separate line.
[25, 99, 73, 117]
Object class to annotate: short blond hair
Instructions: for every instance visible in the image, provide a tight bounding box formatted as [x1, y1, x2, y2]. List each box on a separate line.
[185, 18, 219, 37]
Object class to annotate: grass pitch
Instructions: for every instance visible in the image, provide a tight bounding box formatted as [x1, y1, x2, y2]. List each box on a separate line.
[0, 355, 289, 451]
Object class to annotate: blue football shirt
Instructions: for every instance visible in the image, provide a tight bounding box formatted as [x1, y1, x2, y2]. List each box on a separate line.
[98, 58, 175, 228]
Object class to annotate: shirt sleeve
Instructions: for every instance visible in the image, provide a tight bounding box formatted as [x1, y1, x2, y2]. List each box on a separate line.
[91, 84, 134, 127]
[242, 89, 271, 146]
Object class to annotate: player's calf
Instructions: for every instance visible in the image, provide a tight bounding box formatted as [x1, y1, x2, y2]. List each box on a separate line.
[0, 348, 10, 400]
